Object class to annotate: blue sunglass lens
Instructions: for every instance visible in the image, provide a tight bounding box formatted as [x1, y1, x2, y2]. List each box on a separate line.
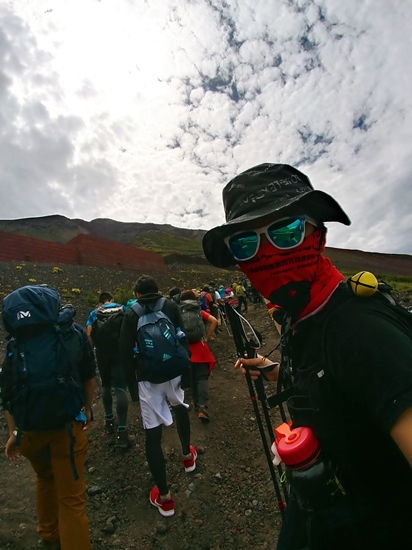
[228, 231, 259, 260]
[267, 218, 304, 249]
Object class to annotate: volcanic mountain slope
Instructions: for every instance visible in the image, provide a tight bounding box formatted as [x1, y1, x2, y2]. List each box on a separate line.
[1, 215, 412, 275]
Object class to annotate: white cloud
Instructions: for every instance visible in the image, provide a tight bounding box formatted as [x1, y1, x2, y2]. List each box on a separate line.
[0, 0, 412, 255]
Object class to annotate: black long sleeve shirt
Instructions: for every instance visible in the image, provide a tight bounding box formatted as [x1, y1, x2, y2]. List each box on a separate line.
[119, 293, 189, 401]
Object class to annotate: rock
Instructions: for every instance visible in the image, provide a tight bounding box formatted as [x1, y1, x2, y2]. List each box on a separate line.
[102, 522, 115, 534]
[245, 509, 252, 516]
[107, 516, 118, 524]
[88, 486, 103, 496]
[88, 467, 96, 474]
[156, 522, 168, 534]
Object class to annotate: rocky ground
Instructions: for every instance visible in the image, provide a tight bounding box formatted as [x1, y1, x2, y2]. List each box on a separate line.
[0, 261, 284, 550]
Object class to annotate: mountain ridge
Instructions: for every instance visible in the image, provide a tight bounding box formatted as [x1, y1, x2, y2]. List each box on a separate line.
[1, 214, 412, 276]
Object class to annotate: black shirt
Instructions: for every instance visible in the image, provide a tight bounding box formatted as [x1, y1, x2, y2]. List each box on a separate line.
[283, 285, 412, 549]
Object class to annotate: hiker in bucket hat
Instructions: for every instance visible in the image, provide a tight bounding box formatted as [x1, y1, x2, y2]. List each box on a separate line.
[203, 163, 350, 269]
[203, 163, 412, 550]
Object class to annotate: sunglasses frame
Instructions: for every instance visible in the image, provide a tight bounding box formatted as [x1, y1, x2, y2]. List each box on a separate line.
[224, 215, 317, 262]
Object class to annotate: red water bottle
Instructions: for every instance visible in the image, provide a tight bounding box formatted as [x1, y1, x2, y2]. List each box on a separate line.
[275, 422, 346, 512]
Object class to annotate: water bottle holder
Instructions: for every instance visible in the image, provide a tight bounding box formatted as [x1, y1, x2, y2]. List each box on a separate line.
[286, 448, 321, 471]
[288, 457, 348, 513]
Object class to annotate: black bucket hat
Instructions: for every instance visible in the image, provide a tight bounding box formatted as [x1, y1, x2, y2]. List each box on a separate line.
[203, 163, 350, 268]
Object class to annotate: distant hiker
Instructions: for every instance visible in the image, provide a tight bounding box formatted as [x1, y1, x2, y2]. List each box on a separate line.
[203, 163, 412, 550]
[125, 297, 137, 310]
[180, 290, 217, 421]
[120, 275, 197, 517]
[214, 286, 224, 305]
[1, 285, 96, 550]
[211, 287, 224, 331]
[86, 291, 132, 448]
[199, 286, 214, 313]
[168, 286, 181, 304]
[234, 281, 248, 313]
[249, 284, 263, 306]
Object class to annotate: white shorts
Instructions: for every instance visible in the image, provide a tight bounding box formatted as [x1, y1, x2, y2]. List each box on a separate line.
[138, 376, 189, 430]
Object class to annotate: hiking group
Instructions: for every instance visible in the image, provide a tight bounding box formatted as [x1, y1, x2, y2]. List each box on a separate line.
[2, 163, 412, 550]
[0, 274, 226, 548]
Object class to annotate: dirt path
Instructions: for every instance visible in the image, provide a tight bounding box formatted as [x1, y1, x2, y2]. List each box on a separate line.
[0, 264, 284, 549]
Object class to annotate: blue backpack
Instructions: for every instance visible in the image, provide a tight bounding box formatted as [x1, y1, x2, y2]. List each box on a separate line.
[199, 292, 208, 312]
[2, 285, 85, 438]
[132, 297, 190, 382]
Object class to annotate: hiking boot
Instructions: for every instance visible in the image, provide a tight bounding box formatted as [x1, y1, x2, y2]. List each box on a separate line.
[149, 486, 175, 517]
[42, 540, 61, 550]
[182, 445, 197, 473]
[114, 428, 134, 449]
[105, 417, 116, 434]
[198, 406, 210, 422]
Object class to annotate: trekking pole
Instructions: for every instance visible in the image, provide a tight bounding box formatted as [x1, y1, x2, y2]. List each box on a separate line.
[225, 303, 287, 517]
[227, 305, 289, 505]
[252, 374, 289, 505]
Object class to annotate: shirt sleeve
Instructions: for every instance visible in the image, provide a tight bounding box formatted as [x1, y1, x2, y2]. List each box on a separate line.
[119, 309, 139, 401]
[201, 311, 210, 322]
[326, 300, 412, 433]
[75, 323, 97, 381]
[85, 309, 96, 327]
[0, 340, 14, 411]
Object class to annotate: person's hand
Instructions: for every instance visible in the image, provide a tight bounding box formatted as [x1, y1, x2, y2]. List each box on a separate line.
[235, 355, 279, 382]
[5, 434, 20, 461]
[82, 407, 92, 431]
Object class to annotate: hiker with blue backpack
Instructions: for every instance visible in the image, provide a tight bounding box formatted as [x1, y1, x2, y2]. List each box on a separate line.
[1, 285, 97, 550]
[119, 275, 197, 517]
[202, 163, 412, 550]
[86, 291, 132, 449]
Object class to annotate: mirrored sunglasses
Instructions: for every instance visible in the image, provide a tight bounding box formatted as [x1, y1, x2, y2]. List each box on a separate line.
[224, 216, 316, 262]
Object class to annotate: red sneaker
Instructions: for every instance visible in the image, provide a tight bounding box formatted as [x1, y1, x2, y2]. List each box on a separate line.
[149, 487, 175, 517]
[182, 445, 197, 473]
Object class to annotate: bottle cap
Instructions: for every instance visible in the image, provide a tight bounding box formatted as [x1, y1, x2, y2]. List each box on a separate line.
[274, 422, 320, 468]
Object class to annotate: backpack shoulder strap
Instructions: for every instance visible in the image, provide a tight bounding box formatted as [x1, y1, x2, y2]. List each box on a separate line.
[131, 302, 145, 317]
[153, 297, 166, 313]
[268, 283, 351, 412]
[132, 297, 166, 317]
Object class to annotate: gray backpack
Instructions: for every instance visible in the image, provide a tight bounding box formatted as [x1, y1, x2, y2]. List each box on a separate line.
[179, 300, 205, 344]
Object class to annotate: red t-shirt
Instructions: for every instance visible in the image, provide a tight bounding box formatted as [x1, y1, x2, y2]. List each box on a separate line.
[188, 311, 216, 373]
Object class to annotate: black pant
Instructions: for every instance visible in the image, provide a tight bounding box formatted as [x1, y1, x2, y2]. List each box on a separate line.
[237, 295, 248, 312]
[145, 405, 191, 495]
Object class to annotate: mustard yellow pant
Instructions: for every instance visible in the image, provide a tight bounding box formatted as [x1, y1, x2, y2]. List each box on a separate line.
[19, 422, 92, 550]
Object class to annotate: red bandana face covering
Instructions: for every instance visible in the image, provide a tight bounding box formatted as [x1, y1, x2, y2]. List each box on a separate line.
[239, 228, 344, 321]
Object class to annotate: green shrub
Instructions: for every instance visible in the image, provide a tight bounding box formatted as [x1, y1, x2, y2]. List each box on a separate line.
[85, 291, 98, 306]
[114, 285, 134, 306]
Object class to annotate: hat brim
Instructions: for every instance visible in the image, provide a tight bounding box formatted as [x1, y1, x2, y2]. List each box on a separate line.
[203, 189, 351, 268]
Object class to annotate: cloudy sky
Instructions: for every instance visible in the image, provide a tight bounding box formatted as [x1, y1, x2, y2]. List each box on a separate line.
[1, 0, 412, 255]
